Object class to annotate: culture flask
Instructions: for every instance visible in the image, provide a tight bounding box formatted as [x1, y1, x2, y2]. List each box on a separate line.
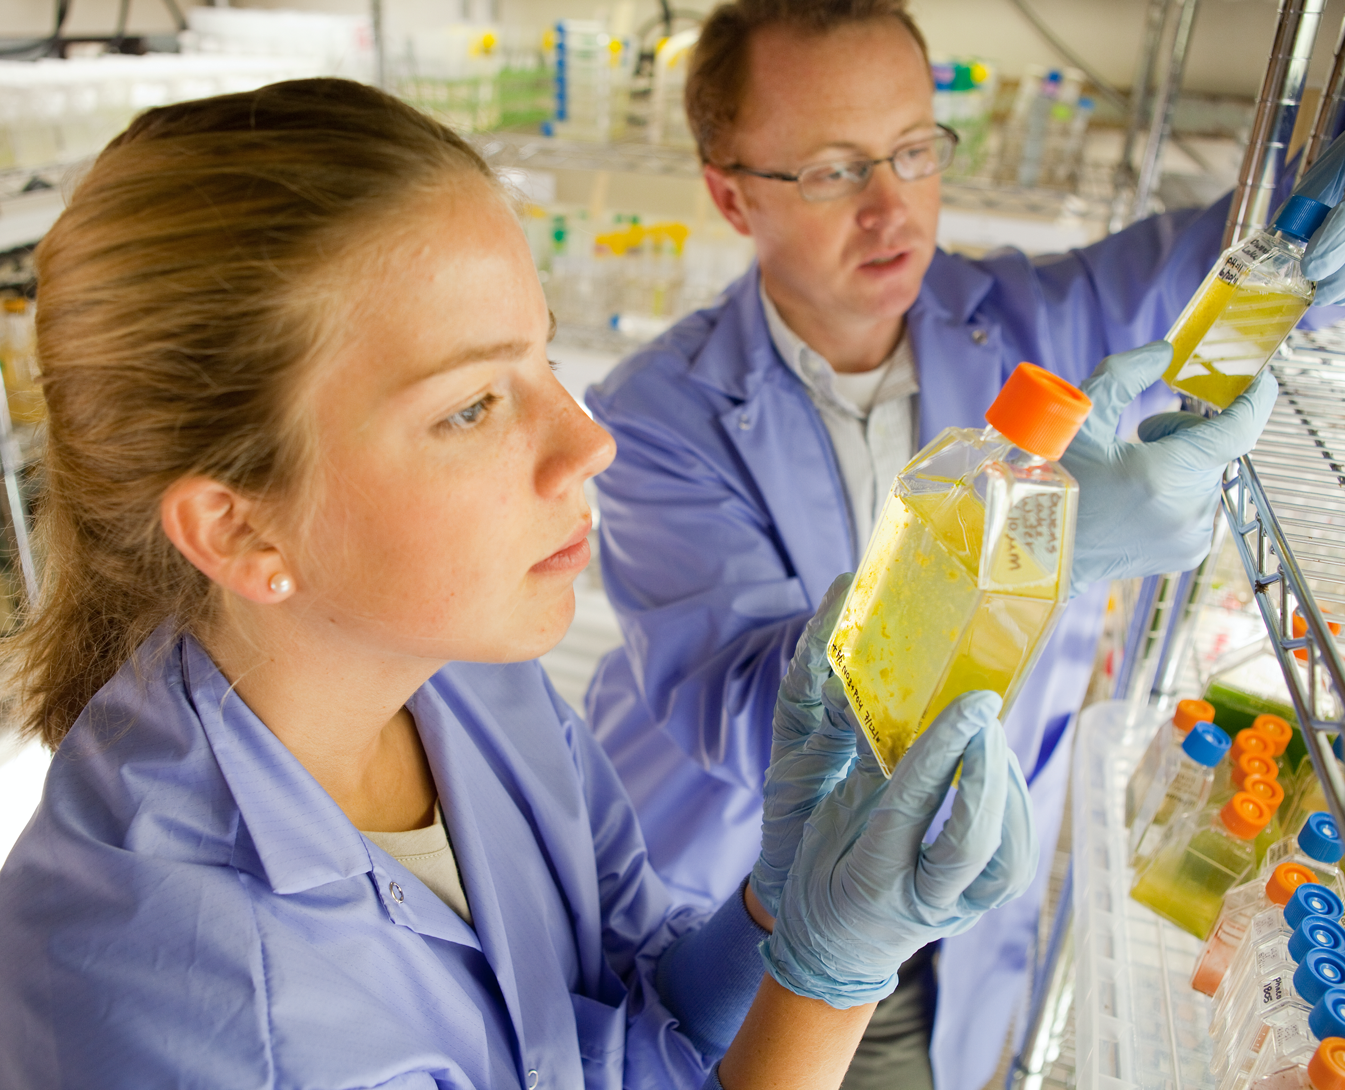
[827, 362, 1091, 776]
[1127, 698, 1216, 828]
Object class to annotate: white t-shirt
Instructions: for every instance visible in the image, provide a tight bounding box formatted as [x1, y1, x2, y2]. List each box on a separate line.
[759, 280, 921, 549]
[363, 802, 472, 924]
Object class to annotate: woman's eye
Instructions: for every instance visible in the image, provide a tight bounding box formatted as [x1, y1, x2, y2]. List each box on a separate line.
[439, 393, 499, 431]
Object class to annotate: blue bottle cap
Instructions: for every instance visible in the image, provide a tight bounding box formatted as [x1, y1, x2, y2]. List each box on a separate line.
[1181, 722, 1231, 767]
[1286, 883, 1345, 930]
[1301, 812, 1345, 865]
[1295, 947, 1345, 1003]
[1313, 986, 1345, 1040]
[1274, 194, 1332, 243]
[1290, 915, 1345, 962]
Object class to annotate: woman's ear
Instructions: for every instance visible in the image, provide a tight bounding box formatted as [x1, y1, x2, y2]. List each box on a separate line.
[160, 477, 295, 603]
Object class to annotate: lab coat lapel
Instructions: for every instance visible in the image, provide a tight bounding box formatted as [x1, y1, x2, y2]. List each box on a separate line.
[412, 681, 588, 1087]
[908, 250, 1006, 440]
[695, 269, 856, 603]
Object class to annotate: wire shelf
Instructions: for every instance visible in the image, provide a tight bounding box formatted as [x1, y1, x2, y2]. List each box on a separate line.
[1219, 327, 1345, 837]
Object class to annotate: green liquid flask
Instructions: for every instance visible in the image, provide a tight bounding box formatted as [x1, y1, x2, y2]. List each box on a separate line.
[1132, 791, 1274, 939]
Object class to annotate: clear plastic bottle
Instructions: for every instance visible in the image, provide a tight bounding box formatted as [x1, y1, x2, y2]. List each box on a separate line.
[1162, 195, 1325, 411]
[1218, 947, 1345, 1089]
[1132, 791, 1275, 938]
[827, 363, 1091, 776]
[1246, 1005, 1345, 1090]
[1213, 886, 1345, 1045]
[1214, 728, 1282, 804]
[1130, 720, 1232, 862]
[1291, 740, 1345, 838]
[1194, 863, 1321, 997]
[1127, 698, 1216, 828]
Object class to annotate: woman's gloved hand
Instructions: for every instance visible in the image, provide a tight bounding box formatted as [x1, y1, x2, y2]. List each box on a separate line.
[761, 685, 1037, 1008]
[1061, 340, 1276, 591]
[750, 573, 857, 919]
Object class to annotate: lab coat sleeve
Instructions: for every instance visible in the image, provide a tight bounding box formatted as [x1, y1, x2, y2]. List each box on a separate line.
[553, 684, 747, 1087]
[587, 355, 813, 793]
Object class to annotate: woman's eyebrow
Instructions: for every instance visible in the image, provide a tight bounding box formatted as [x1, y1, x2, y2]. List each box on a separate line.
[407, 340, 532, 385]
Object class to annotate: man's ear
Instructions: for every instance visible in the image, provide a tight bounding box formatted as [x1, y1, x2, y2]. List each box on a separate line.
[160, 477, 295, 603]
[703, 165, 754, 238]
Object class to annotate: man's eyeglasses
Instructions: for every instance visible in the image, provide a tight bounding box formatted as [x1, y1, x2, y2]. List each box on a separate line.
[722, 125, 959, 203]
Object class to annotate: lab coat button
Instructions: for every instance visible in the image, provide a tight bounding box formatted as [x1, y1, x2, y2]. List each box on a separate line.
[526, 1069, 539, 1088]
[738, 414, 751, 430]
[389, 881, 404, 904]
[971, 329, 988, 345]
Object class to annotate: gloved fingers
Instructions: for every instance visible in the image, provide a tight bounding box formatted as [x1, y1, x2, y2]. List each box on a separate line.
[1303, 199, 1345, 282]
[821, 674, 881, 778]
[959, 747, 1039, 912]
[1075, 341, 1174, 439]
[842, 691, 1004, 900]
[1310, 265, 1345, 307]
[913, 709, 1010, 911]
[1142, 370, 1277, 468]
[1135, 410, 1206, 443]
[776, 573, 854, 737]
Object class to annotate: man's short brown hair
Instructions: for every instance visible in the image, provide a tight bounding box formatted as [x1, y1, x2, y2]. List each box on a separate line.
[684, 0, 929, 165]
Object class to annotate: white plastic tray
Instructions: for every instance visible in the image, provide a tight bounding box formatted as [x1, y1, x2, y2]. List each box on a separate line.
[1072, 700, 1218, 1090]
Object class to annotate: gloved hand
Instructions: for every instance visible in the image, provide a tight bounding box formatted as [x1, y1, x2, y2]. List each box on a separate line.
[751, 573, 857, 919]
[1292, 130, 1345, 305]
[1061, 341, 1277, 591]
[761, 686, 1036, 1008]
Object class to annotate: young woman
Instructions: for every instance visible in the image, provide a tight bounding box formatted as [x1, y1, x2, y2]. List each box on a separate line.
[0, 79, 1033, 1090]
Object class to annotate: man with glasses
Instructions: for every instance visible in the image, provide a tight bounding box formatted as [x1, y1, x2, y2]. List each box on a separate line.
[581, 1, 1332, 1086]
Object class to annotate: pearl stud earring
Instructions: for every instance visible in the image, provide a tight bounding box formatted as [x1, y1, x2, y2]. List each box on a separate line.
[269, 573, 294, 595]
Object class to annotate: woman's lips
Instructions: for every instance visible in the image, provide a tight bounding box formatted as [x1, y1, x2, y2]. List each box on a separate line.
[532, 521, 592, 574]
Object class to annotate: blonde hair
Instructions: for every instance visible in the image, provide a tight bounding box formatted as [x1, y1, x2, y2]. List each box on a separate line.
[9, 78, 496, 748]
[684, 0, 929, 165]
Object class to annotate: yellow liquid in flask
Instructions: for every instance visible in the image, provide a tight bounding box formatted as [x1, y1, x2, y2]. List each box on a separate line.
[1163, 281, 1310, 410]
[827, 487, 1063, 777]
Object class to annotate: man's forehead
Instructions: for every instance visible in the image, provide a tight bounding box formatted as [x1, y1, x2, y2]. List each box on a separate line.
[735, 20, 933, 158]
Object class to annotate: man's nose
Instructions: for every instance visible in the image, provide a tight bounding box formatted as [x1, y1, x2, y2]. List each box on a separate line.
[855, 160, 911, 232]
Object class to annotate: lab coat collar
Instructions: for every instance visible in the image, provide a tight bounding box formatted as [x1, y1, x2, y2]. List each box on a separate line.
[916, 247, 997, 324]
[686, 262, 781, 402]
[183, 634, 378, 896]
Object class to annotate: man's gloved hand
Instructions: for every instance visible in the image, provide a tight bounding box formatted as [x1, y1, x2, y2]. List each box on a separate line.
[760, 686, 1037, 1009]
[1303, 206, 1345, 305]
[1061, 341, 1277, 592]
[751, 573, 856, 919]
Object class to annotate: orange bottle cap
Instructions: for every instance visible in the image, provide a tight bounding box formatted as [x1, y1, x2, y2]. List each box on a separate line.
[1222, 792, 1273, 839]
[1310, 1037, 1345, 1090]
[1251, 714, 1293, 756]
[1232, 752, 1279, 788]
[984, 362, 1093, 461]
[1241, 773, 1285, 812]
[1231, 728, 1275, 763]
[1294, 610, 1343, 664]
[1267, 862, 1320, 906]
[1174, 699, 1216, 735]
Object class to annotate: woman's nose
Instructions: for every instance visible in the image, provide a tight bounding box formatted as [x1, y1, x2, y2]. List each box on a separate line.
[536, 378, 616, 498]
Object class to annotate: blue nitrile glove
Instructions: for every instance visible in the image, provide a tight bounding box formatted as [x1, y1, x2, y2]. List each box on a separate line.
[750, 573, 857, 919]
[761, 685, 1037, 1008]
[1293, 130, 1345, 305]
[1060, 341, 1277, 591]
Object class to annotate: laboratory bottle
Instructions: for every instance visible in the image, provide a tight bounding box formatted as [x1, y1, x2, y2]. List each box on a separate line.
[1264, 813, 1345, 898]
[1213, 885, 1345, 1044]
[1163, 130, 1345, 411]
[827, 362, 1091, 776]
[1194, 863, 1320, 996]
[1248, 775, 1290, 868]
[1216, 945, 1345, 1087]
[1244, 1009, 1345, 1090]
[1129, 720, 1232, 863]
[1290, 738, 1345, 837]
[1131, 791, 1274, 938]
[1126, 698, 1216, 828]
